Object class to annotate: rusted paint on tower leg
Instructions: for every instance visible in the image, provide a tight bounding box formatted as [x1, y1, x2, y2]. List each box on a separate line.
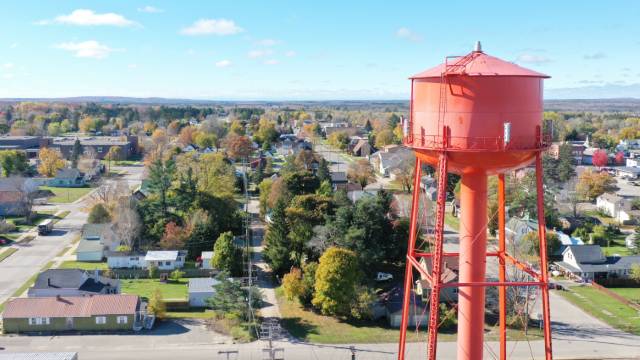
[498, 174, 507, 360]
[535, 153, 553, 360]
[397, 159, 423, 360]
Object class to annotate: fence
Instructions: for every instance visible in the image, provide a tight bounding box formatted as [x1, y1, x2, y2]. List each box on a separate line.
[101, 268, 217, 279]
[590, 281, 640, 311]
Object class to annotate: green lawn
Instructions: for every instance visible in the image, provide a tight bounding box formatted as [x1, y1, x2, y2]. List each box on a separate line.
[556, 286, 640, 335]
[166, 309, 216, 319]
[121, 278, 188, 300]
[444, 213, 460, 231]
[0, 247, 18, 263]
[601, 235, 633, 256]
[609, 288, 640, 304]
[59, 261, 108, 270]
[5, 211, 55, 232]
[40, 186, 93, 203]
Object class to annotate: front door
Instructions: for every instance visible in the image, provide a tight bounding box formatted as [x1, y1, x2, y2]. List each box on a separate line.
[66, 317, 74, 330]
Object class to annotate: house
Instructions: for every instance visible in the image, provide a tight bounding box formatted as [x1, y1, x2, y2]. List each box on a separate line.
[76, 224, 118, 262]
[132, 180, 151, 200]
[1, 294, 145, 333]
[346, 189, 377, 203]
[581, 147, 598, 165]
[330, 171, 348, 190]
[383, 287, 428, 328]
[547, 142, 585, 164]
[48, 168, 86, 188]
[505, 216, 539, 245]
[106, 251, 146, 269]
[28, 269, 119, 297]
[596, 193, 640, 224]
[144, 250, 187, 270]
[370, 145, 414, 177]
[555, 230, 584, 255]
[200, 251, 214, 270]
[188, 277, 220, 307]
[627, 158, 640, 168]
[416, 257, 459, 303]
[554, 245, 640, 281]
[350, 139, 373, 157]
[0, 177, 38, 216]
[0, 353, 78, 360]
[182, 144, 198, 153]
[51, 136, 137, 160]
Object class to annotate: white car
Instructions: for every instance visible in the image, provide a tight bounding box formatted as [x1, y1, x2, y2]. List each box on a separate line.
[375, 272, 393, 281]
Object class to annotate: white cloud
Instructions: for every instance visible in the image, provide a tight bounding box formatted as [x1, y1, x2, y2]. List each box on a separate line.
[2, 63, 14, 69]
[584, 52, 606, 60]
[264, 59, 279, 65]
[258, 39, 279, 46]
[180, 19, 243, 36]
[40, 9, 138, 27]
[55, 41, 119, 59]
[215, 60, 232, 68]
[285, 50, 296, 57]
[516, 53, 551, 64]
[395, 27, 422, 42]
[248, 49, 273, 58]
[138, 6, 163, 13]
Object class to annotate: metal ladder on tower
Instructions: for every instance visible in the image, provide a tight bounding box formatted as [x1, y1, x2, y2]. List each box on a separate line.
[426, 143, 449, 360]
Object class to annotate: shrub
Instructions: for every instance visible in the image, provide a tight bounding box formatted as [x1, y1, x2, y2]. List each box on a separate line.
[350, 286, 376, 320]
[0, 220, 16, 233]
[148, 264, 158, 279]
[282, 268, 305, 302]
[169, 269, 185, 282]
[88, 203, 111, 223]
[312, 247, 361, 316]
[148, 288, 166, 319]
[438, 303, 457, 331]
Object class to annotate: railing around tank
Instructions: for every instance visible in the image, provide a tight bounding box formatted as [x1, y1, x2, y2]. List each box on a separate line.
[403, 132, 551, 152]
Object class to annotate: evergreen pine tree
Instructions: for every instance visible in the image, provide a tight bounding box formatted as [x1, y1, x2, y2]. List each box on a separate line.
[263, 199, 291, 275]
[317, 158, 331, 183]
[70, 139, 82, 168]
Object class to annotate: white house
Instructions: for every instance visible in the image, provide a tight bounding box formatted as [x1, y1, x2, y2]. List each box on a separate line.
[554, 245, 640, 281]
[76, 224, 119, 262]
[188, 277, 219, 307]
[201, 251, 214, 270]
[627, 158, 640, 168]
[106, 251, 146, 269]
[596, 193, 626, 218]
[144, 250, 187, 270]
[617, 208, 640, 225]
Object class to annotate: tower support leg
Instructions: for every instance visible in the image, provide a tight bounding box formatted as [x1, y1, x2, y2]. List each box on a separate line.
[457, 172, 488, 360]
[498, 174, 507, 360]
[535, 153, 553, 360]
[397, 159, 423, 360]
[427, 153, 449, 360]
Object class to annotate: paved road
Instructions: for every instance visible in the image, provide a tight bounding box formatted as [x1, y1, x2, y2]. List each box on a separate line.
[0, 165, 143, 305]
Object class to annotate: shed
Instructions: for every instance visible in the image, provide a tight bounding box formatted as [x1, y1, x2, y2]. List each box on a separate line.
[188, 278, 219, 307]
[200, 251, 214, 270]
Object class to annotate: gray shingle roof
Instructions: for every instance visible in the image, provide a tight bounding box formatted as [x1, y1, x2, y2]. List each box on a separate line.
[563, 245, 605, 264]
[188, 277, 219, 293]
[81, 223, 108, 240]
[55, 168, 83, 180]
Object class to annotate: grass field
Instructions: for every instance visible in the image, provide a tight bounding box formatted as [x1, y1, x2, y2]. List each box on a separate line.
[40, 186, 93, 203]
[121, 278, 188, 300]
[165, 309, 216, 319]
[557, 286, 640, 335]
[609, 287, 640, 303]
[59, 261, 108, 270]
[0, 247, 18, 263]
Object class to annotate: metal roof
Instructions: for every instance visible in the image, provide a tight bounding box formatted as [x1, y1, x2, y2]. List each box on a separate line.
[188, 277, 219, 293]
[145, 250, 180, 261]
[3, 294, 139, 318]
[410, 51, 550, 79]
[201, 251, 214, 259]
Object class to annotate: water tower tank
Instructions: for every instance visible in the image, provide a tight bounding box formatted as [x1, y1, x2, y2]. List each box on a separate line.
[408, 43, 550, 174]
[398, 43, 553, 360]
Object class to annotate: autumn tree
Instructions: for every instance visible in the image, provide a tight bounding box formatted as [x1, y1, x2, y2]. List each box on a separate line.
[224, 134, 252, 160]
[148, 288, 166, 319]
[109, 199, 141, 250]
[312, 247, 361, 316]
[576, 169, 616, 201]
[105, 146, 121, 173]
[327, 131, 349, 150]
[347, 159, 375, 188]
[615, 151, 625, 165]
[592, 149, 609, 167]
[159, 221, 188, 249]
[37, 147, 66, 177]
[282, 267, 306, 301]
[374, 129, 396, 148]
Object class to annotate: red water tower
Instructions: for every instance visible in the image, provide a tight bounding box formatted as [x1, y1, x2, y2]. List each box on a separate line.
[398, 42, 553, 360]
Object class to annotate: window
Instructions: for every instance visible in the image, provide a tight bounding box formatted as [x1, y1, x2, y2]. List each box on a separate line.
[116, 316, 128, 324]
[95, 316, 107, 324]
[165, 261, 171, 266]
[97, 147, 104, 152]
[29, 317, 50, 325]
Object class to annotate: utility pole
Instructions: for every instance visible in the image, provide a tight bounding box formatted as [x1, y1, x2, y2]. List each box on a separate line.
[242, 156, 254, 326]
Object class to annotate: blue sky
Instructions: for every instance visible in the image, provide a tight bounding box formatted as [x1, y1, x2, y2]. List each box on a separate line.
[0, 1, 638, 100]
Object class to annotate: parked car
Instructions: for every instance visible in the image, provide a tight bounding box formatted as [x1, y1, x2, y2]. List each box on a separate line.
[375, 272, 393, 281]
[37, 219, 54, 235]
